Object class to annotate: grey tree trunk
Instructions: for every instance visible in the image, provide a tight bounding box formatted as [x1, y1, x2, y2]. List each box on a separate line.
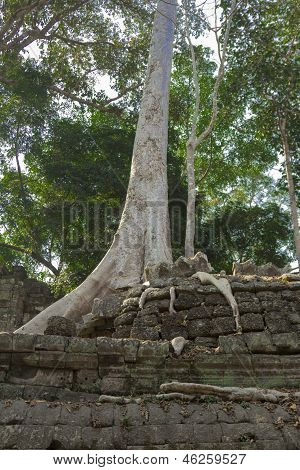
[279, 116, 300, 270]
[15, 0, 177, 334]
[184, 0, 236, 257]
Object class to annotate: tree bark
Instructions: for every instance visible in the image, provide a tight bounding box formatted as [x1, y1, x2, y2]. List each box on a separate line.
[279, 116, 300, 271]
[15, 0, 177, 335]
[184, 0, 236, 257]
[160, 382, 300, 403]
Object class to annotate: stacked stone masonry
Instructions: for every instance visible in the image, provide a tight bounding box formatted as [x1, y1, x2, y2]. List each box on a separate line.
[0, 398, 299, 449]
[0, 266, 53, 332]
[0, 334, 299, 396]
[111, 278, 300, 347]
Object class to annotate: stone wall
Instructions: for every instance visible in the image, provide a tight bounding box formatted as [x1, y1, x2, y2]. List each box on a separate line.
[0, 334, 299, 399]
[0, 266, 53, 332]
[0, 397, 299, 450]
[110, 278, 300, 344]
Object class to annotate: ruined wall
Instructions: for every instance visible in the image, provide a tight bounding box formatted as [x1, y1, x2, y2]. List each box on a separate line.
[111, 278, 300, 343]
[0, 334, 299, 399]
[0, 266, 53, 332]
[0, 397, 299, 450]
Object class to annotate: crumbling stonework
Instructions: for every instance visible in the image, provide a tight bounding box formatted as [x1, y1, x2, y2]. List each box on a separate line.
[107, 277, 300, 344]
[0, 266, 53, 332]
[0, 397, 298, 449]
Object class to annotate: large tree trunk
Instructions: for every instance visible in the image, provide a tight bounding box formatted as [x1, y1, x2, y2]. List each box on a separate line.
[15, 0, 177, 335]
[279, 116, 300, 270]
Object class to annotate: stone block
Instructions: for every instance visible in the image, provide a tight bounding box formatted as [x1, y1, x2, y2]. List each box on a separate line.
[160, 322, 187, 340]
[64, 353, 98, 370]
[194, 336, 218, 347]
[82, 427, 114, 449]
[211, 317, 236, 336]
[194, 423, 222, 443]
[219, 335, 248, 354]
[238, 301, 262, 313]
[174, 293, 203, 310]
[0, 399, 27, 424]
[240, 313, 264, 332]
[11, 352, 40, 367]
[205, 293, 228, 305]
[272, 332, 300, 353]
[66, 337, 97, 353]
[144, 299, 170, 312]
[25, 402, 61, 425]
[187, 319, 212, 339]
[97, 337, 123, 355]
[112, 325, 132, 338]
[123, 339, 139, 362]
[213, 305, 233, 317]
[91, 403, 114, 427]
[114, 311, 137, 327]
[133, 314, 158, 327]
[35, 335, 66, 352]
[52, 425, 82, 449]
[244, 332, 276, 353]
[44, 317, 76, 337]
[13, 334, 36, 352]
[0, 352, 11, 369]
[138, 341, 169, 359]
[92, 293, 123, 318]
[131, 325, 160, 341]
[264, 312, 291, 333]
[60, 404, 91, 426]
[185, 306, 212, 319]
[101, 376, 129, 395]
[0, 424, 53, 449]
[0, 333, 13, 351]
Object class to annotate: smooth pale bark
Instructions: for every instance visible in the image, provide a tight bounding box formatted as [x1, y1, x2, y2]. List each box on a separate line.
[279, 117, 300, 271]
[160, 382, 300, 403]
[15, 0, 177, 335]
[184, 0, 236, 257]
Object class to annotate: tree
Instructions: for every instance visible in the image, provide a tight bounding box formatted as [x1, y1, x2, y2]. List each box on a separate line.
[223, 0, 300, 268]
[15, 0, 178, 334]
[183, 0, 236, 257]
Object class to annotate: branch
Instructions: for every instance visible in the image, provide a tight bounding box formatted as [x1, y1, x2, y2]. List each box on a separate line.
[160, 382, 300, 403]
[0, 242, 59, 276]
[195, 0, 237, 147]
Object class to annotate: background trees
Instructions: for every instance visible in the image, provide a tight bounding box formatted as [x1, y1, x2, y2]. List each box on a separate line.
[0, 0, 298, 297]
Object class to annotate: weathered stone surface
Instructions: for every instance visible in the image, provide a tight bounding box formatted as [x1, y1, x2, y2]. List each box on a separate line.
[133, 315, 158, 327]
[66, 337, 97, 353]
[144, 252, 212, 284]
[35, 335, 66, 352]
[184, 306, 212, 320]
[114, 311, 137, 328]
[160, 322, 187, 340]
[240, 313, 264, 332]
[92, 293, 124, 318]
[219, 335, 248, 354]
[187, 319, 212, 339]
[211, 317, 236, 336]
[174, 293, 203, 310]
[131, 325, 160, 341]
[112, 325, 132, 338]
[272, 332, 300, 353]
[244, 332, 276, 353]
[0, 333, 13, 351]
[264, 312, 291, 333]
[44, 317, 76, 337]
[233, 260, 282, 276]
[205, 293, 228, 305]
[123, 339, 139, 362]
[194, 336, 218, 348]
